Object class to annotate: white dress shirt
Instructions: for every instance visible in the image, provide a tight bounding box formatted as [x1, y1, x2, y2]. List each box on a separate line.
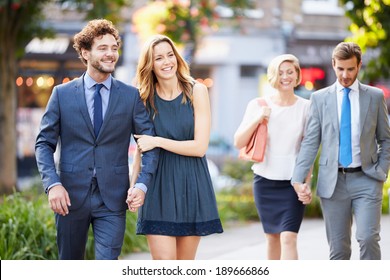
[336, 79, 361, 168]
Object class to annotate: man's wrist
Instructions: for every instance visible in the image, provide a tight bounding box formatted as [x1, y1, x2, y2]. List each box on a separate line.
[134, 183, 147, 193]
[46, 182, 61, 194]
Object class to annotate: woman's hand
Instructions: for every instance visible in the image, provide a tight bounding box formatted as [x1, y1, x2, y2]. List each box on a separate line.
[134, 134, 157, 152]
[126, 187, 145, 212]
[293, 183, 312, 205]
[256, 106, 271, 123]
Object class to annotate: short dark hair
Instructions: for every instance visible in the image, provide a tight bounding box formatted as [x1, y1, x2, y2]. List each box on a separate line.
[73, 19, 121, 65]
[332, 42, 362, 65]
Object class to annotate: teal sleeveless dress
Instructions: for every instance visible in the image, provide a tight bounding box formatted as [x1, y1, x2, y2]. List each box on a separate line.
[136, 93, 223, 236]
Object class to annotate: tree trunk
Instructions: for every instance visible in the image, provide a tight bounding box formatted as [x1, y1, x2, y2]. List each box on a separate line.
[0, 44, 17, 195]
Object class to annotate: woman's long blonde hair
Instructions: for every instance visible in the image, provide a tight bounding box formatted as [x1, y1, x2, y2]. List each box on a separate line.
[135, 34, 194, 115]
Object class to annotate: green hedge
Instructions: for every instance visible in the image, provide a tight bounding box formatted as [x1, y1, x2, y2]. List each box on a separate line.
[219, 158, 390, 219]
[216, 182, 258, 223]
[216, 181, 322, 225]
[0, 191, 57, 259]
[383, 177, 390, 214]
[0, 189, 147, 260]
[219, 159, 322, 220]
[1, 161, 389, 260]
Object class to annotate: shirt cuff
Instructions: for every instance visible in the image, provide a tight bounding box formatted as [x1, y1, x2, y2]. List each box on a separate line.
[46, 182, 61, 194]
[134, 182, 147, 193]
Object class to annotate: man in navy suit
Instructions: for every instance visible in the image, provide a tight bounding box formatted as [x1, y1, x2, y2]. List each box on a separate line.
[35, 19, 159, 260]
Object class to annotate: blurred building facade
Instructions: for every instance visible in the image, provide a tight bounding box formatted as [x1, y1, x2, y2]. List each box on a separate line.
[192, 0, 350, 146]
[17, 0, 352, 176]
[119, 0, 351, 148]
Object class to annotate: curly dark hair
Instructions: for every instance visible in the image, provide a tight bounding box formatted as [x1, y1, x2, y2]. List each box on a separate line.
[73, 19, 121, 65]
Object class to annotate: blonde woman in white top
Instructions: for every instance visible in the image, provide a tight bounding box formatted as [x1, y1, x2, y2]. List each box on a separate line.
[234, 54, 312, 260]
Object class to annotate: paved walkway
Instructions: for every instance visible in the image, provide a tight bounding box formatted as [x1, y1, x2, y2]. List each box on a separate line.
[124, 214, 390, 260]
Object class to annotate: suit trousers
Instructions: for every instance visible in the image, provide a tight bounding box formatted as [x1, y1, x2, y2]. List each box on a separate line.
[320, 170, 383, 260]
[55, 178, 126, 260]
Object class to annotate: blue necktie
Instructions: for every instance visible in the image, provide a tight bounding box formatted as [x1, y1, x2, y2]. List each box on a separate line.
[339, 87, 352, 167]
[94, 83, 104, 137]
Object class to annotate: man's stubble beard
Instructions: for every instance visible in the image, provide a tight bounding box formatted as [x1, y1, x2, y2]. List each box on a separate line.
[91, 59, 117, 74]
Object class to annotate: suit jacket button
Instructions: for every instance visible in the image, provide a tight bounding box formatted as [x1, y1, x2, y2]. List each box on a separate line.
[88, 167, 93, 171]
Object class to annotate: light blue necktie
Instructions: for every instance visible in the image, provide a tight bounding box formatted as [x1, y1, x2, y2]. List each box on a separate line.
[339, 87, 352, 167]
[94, 83, 104, 137]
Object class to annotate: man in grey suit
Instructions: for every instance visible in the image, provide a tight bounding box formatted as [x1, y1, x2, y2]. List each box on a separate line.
[35, 19, 159, 259]
[292, 42, 390, 259]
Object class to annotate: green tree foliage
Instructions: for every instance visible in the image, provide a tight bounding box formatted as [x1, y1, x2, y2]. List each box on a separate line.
[132, 0, 254, 63]
[340, 0, 390, 82]
[62, 0, 131, 23]
[0, 0, 130, 194]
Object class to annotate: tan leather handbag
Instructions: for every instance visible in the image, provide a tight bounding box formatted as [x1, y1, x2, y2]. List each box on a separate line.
[239, 98, 268, 162]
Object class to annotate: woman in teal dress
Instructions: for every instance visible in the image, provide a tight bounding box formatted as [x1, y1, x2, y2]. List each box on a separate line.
[128, 34, 223, 260]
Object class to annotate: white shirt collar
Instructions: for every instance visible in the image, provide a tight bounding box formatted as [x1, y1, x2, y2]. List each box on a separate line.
[84, 72, 112, 90]
[336, 79, 359, 94]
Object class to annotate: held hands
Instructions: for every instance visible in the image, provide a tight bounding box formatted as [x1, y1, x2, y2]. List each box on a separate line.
[293, 183, 312, 205]
[134, 134, 156, 153]
[48, 185, 71, 216]
[126, 187, 145, 212]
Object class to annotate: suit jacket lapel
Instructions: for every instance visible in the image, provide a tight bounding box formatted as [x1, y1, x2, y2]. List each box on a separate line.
[74, 75, 95, 137]
[326, 83, 339, 133]
[358, 83, 371, 136]
[97, 78, 121, 140]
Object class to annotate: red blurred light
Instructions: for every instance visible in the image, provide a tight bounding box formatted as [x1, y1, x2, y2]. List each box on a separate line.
[374, 84, 390, 99]
[301, 67, 325, 85]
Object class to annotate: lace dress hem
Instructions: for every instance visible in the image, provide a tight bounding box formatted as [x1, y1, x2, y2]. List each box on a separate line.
[137, 219, 223, 236]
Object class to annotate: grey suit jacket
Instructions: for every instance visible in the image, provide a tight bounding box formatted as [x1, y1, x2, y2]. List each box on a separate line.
[292, 82, 390, 198]
[35, 75, 159, 211]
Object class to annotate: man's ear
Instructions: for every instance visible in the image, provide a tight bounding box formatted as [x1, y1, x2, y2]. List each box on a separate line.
[357, 60, 363, 71]
[81, 49, 89, 61]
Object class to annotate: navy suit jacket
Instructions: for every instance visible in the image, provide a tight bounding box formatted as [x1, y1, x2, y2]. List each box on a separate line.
[35, 75, 159, 211]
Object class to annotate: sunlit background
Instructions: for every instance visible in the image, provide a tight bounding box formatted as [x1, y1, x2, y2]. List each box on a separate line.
[10, 0, 390, 189]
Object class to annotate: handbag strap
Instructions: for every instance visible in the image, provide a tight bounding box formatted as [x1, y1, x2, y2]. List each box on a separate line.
[256, 98, 268, 124]
[257, 98, 267, 107]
